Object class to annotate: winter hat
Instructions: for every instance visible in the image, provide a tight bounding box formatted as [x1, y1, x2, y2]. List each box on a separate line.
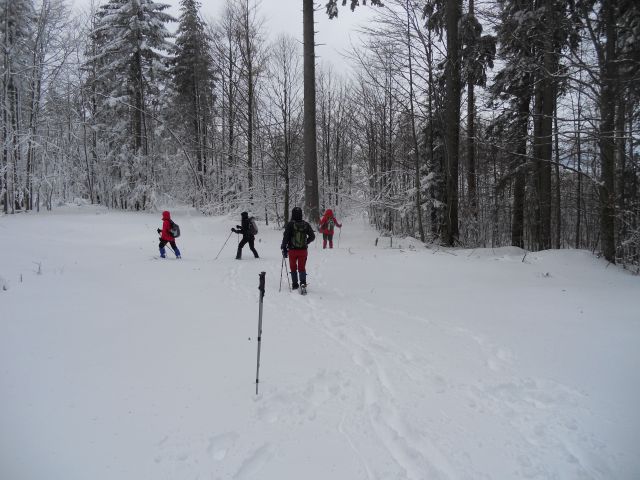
[162, 211, 171, 220]
[291, 207, 303, 222]
[241, 211, 249, 218]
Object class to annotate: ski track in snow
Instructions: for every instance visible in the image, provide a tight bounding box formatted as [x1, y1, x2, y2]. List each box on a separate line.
[265, 243, 621, 480]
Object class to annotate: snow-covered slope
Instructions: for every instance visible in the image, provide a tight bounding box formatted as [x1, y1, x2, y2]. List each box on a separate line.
[1, 206, 638, 480]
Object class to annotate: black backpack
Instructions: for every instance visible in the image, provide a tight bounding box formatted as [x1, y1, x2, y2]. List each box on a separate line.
[249, 217, 258, 235]
[291, 221, 307, 249]
[169, 220, 180, 238]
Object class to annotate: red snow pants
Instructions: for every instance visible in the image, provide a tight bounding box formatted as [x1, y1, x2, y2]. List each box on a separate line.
[288, 249, 308, 273]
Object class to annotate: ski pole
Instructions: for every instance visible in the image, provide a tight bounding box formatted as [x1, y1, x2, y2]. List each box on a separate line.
[214, 231, 233, 260]
[279, 256, 284, 292]
[255, 272, 266, 395]
[338, 227, 341, 248]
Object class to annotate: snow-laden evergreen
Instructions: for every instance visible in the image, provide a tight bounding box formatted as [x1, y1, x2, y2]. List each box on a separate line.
[84, 0, 174, 209]
[1, 206, 639, 479]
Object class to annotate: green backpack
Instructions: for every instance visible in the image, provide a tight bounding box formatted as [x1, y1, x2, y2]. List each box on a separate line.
[291, 221, 307, 249]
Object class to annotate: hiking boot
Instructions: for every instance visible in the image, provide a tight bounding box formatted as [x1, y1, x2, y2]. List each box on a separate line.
[290, 271, 299, 289]
[292, 282, 299, 290]
[235, 247, 242, 260]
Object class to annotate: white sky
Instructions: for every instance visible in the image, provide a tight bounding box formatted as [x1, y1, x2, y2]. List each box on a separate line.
[70, 0, 377, 71]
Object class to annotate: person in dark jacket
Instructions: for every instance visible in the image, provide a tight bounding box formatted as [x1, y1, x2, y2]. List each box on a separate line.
[232, 211, 259, 259]
[281, 206, 315, 289]
[318, 208, 342, 249]
[157, 210, 181, 259]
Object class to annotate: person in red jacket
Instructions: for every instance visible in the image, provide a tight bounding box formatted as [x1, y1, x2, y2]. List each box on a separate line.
[318, 208, 341, 249]
[157, 210, 181, 259]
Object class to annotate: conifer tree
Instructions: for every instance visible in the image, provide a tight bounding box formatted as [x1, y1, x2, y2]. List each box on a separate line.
[171, 0, 215, 202]
[86, 0, 174, 208]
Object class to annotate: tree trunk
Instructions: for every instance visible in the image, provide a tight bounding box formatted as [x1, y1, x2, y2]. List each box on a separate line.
[244, 5, 254, 204]
[467, 0, 477, 239]
[616, 88, 626, 251]
[407, 0, 425, 242]
[554, 100, 561, 249]
[444, 0, 461, 245]
[599, 0, 617, 263]
[532, 32, 555, 251]
[512, 94, 530, 248]
[303, 0, 320, 223]
[575, 88, 583, 249]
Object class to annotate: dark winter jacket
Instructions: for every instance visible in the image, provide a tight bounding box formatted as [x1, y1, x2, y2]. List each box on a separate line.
[160, 211, 175, 242]
[281, 207, 315, 251]
[319, 209, 341, 235]
[232, 212, 253, 240]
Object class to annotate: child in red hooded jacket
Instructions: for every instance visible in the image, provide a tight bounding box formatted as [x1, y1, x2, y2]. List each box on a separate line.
[157, 210, 181, 259]
[318, 209, 341, 249]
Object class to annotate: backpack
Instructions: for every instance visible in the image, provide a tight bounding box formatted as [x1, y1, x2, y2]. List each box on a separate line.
[249, 217, 258, 235]
[169, 220, 180, 238]
[326, 217, 335, 231]
[291, 221, 307, 249]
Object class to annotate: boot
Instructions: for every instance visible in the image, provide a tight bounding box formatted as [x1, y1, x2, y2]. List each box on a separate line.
[235, 246, 242, 260]
[291, 271, 299, 290]
[299, 271, 307, 287]
[174, 246, 181, 259]
[323, 239, 327, 249]
[329, 240, 333, 249]
[159, 246, 166, 258]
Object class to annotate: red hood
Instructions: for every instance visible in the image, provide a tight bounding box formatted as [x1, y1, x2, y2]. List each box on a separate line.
[321, 210, 334, 222]
[162, 211, 171, 220]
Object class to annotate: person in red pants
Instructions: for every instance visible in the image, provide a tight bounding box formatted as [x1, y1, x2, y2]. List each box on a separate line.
[318, 208, 342, 249]
[157, 210, 181, 259]
[281, 207, 315, 289]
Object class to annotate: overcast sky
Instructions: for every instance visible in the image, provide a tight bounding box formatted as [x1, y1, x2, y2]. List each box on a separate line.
[70, 0, 376, 72]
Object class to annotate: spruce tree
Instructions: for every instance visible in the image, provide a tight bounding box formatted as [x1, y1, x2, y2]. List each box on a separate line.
[86, 0, 174, 208]
[171, 0, 215, 201]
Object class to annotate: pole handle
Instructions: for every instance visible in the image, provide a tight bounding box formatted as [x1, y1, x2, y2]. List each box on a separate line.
[259, 271, 266, 297]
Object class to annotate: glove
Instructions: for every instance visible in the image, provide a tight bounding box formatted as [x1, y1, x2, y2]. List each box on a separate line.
[282, 248, 288, 258]
[157, 228, 161, 234]
[231, 228, 236, 233]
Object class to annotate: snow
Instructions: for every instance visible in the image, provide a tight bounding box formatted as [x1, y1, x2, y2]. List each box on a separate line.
[1, 205, 639, 480]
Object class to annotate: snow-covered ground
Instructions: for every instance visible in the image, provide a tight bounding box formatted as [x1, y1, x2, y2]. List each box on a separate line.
[1, 205, 639, 480]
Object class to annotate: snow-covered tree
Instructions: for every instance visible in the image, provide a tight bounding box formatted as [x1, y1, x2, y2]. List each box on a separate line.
[171, 0, 215, 204]
[1, 0, 35, 213]
[86, 0, 174, 209]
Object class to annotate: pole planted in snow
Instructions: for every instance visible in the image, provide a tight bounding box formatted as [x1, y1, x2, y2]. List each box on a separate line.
[255, 272, 266, 395]
[214, 231, 233, 260]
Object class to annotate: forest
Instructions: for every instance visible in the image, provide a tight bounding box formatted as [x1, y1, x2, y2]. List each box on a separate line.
[1, 0, 638, 269]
